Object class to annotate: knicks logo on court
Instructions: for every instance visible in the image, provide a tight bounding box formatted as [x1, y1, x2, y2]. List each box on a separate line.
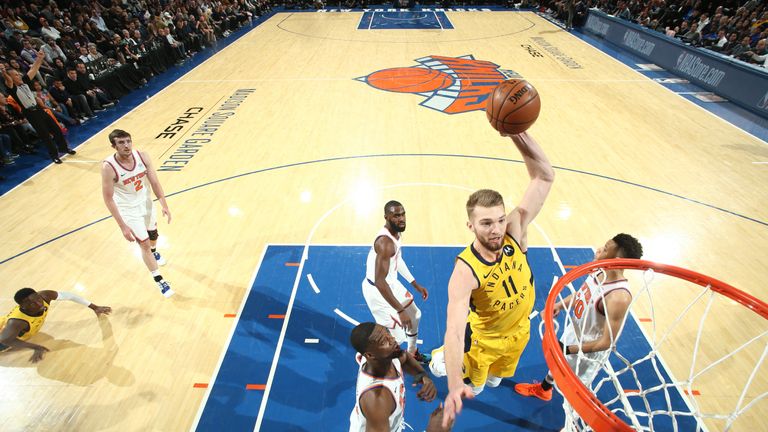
[355, 55, 520, 114]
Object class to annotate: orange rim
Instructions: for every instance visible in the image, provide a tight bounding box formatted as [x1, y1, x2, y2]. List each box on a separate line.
[542, 258, 768, 432]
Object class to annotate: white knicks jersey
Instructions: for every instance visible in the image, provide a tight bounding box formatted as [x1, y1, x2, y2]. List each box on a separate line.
[349, 354, 405, 432]
[365, 227, 402, 285]
[562, 270, 631, 346]
[104, 150, 151, 209]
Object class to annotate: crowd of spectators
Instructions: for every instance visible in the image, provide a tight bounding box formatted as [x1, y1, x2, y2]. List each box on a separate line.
[0, 0, 273, 177]
[543, 0, 768, 67]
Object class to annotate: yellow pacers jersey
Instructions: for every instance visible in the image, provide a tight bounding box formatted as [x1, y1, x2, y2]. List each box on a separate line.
[457, 235, 535, 338]
[0, 302, 49, 341]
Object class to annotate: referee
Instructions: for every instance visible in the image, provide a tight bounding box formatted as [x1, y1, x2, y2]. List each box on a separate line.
[1, 49, 75, 164]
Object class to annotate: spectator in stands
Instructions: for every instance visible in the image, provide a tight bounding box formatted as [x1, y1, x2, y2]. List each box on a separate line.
[1, 56, 74, 164]
[197, 15, 217, 45]
[78, 46, 91, 64]
[742, 38, 767, 65]
[49, 78, 94, 122]
[7, 11, 30, 34]
[19, 39, 49, 73]
[706, 29, 729, 50]
[86, 43, 105, 63]
[0, 96, 35, 155]
[32, 80, 79, 127]
[729, 35, 753, 57]
[39, 17, 60, 41]
[64, 67, 105, 113]
[74, 62, 115, 106]
[0, 131, 19, 167]
[162, 27, 187, 63]
[42, 37, 66, 65]
[50, 58, 68, 81]
[90, 10, 110, 34]
[615, 1, 633, 20]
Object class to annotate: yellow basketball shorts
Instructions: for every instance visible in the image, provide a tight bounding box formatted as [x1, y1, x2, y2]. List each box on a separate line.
[462, 326, 531, 387]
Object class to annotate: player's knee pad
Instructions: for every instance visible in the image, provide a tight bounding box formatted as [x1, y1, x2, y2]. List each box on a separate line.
[148, 229, 159, 241]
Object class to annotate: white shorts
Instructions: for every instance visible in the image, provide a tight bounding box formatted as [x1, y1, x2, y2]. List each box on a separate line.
[565, 349, 608, 387]
[561, 328, 609, 387]
[361, 279, 413, 344]
[119, 202, 157, 242]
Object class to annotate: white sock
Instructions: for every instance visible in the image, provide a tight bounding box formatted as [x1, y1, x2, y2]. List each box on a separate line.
[428, 347, 446, 377]
[151, 269, 161, 278]
[406, 333, 418, 353]
[486, 374, 502, 388]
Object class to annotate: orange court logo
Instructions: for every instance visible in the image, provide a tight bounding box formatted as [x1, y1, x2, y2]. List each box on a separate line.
[356, 55, 520, 114]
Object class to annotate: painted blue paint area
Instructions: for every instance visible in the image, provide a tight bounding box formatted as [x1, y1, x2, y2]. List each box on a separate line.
[569, 28, 768, 142]
[196, 245, 696, 431]
[358, 11, 453, 30]
[195, 245, 303, 431]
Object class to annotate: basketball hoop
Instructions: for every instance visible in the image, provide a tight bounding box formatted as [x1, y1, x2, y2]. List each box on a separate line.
[542, 259, 768, 432]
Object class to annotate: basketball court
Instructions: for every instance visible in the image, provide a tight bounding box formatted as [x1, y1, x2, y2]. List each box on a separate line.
[0, 9, 766, 432]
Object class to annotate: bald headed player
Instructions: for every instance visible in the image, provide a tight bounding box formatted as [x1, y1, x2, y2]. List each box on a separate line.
[362, 201, 430, 362]
[429, 131, 555, 427]
[0, 288, 111, 363]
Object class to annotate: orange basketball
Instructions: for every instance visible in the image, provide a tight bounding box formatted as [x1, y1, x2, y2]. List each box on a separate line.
[366, 67, 454, 93]
[485, 79, 541, 135]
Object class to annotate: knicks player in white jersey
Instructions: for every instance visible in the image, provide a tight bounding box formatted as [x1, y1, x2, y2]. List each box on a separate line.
[349, 322, 437, 432]
[363, 201, 429, 363]
[514, 233, 643, 402]
[101, 129, 174, 298]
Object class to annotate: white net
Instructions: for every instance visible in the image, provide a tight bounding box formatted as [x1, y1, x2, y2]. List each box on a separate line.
[541, 261, 768, 432]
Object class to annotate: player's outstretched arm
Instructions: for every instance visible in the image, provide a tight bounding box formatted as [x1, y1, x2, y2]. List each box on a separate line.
[0, 320, 48, 362]
[400, 351, 436, 401]
[580, 290, 632, 354]
[397, 254, 428, 300]
[505, 131, 555, 249]
[101, 162, 135, 242]
[442, 260, 477, 427]
[141, 151, 171, 223]
[40, 290, 112, 316]
[359, 388, 396, 432]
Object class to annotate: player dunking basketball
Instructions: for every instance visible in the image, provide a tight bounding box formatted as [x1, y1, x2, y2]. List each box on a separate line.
[101, 129, 174, 298]
[362, 201, 430, 362]
[514, 234, 643, 402]
[429, 131, 555, 427]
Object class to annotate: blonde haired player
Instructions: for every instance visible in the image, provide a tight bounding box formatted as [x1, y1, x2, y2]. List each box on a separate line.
[514, 234, 643, 402]
[101, 129, 173, 297]
[430, 132, 555, 428]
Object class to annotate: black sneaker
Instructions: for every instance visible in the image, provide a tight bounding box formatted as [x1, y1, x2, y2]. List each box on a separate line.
[52, 157, 62, 164]
[66, 149, 76, 155]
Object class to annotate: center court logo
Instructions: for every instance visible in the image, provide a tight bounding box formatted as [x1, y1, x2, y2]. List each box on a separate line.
[355, 55, 521, 114]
